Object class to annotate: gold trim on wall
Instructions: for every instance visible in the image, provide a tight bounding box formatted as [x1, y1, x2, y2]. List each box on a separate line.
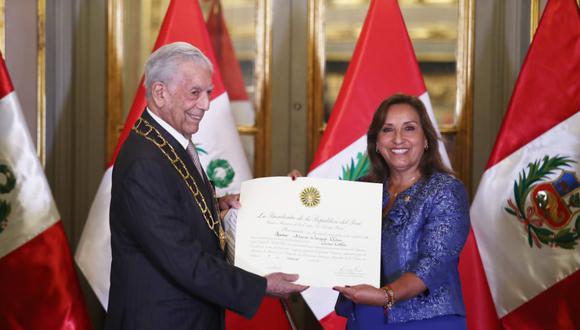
[238, 125, 259, 134]
[454, 0, 475, 194]
[37, 0, 46, 166]
[0, 0, 4, 55]
[107, 0, 124, 162]
[530, 0, 540, 42]
[254, 0, 272, 177]
[1, 2, 46, 164]
[307, 0, 325, 164]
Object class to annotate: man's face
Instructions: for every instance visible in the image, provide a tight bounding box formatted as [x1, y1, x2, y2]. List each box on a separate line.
[158, 60, 213, 138]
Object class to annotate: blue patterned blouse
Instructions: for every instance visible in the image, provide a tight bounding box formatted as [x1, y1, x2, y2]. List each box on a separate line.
[337, 171, 471, 325]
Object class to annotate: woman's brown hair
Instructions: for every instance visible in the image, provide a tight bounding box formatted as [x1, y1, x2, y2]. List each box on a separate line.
[366, 93, 453, 182]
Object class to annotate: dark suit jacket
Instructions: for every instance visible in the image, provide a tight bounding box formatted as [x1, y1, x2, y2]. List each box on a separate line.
[106, 111, 266, 330]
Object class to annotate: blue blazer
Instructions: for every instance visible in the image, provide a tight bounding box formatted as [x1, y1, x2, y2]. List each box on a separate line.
[106, 111, 266, 330]
[336, 172, 470, 324]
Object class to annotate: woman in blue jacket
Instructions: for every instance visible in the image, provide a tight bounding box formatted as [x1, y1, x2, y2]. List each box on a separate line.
[334, 94, 471, 329]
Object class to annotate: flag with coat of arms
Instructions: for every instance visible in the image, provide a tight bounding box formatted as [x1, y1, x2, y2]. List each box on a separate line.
[0, 52, 92, 329]
[459, 0, 580, 329]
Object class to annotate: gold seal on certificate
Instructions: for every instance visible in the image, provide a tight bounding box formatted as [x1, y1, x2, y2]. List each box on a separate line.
[234, 177, 382, 288]
[300, 187, 320, 207]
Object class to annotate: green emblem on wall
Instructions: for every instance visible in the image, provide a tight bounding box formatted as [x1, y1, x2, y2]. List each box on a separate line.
[207, 159, 235, 189]
[193, 143, 234, 189]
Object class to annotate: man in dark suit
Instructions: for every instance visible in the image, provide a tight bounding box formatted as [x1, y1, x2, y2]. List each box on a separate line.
[106, 42, 306, 330]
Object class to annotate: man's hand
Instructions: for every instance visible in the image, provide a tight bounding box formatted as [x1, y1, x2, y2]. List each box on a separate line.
[265, 272, 308, 298]
[333, 284, 385, 306]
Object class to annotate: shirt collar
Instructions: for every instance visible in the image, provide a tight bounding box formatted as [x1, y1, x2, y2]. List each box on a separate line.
[146, 107, 190, 150]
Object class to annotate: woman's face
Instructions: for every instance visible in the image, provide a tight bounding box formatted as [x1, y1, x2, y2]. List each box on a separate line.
[376, 103, 427, 176]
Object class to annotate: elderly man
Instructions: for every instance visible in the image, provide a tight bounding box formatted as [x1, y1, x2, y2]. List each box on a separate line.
[106, 42, 306, 330]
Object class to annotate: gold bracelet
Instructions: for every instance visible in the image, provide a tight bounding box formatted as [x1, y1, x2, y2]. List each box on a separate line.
[382, 285, 395, 311]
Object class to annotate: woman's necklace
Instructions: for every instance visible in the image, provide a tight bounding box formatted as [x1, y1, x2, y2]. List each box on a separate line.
[384, 174, 422, 216]
[389, 175, 420, 200]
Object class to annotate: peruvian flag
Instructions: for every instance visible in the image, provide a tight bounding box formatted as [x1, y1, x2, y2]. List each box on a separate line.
[207, 0, 255, 129]
[206, 1, 292, 329]
[460, 0, 580, 329]
[0, 54, 91, 328]
[306, 0, 449, 328]
[75, 0, 252, 310]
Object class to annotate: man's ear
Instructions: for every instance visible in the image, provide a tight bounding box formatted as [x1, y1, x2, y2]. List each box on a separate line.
[151, 82, 167, 108]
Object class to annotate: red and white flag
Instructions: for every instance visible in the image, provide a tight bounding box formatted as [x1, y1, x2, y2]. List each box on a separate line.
[207, 0, 255, 129]
[75, 0, 252, 309]
[0, 53, 91, 329]
[306, 0, 449, 328]
[460, 0, 580, 329]
[206, 1, 292, 329]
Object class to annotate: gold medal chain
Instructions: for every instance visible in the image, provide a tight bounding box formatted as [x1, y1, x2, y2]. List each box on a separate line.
[133, 118, 225, 250]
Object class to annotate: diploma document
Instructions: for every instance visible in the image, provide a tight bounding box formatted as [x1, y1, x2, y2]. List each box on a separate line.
[235, 177, 382, 287]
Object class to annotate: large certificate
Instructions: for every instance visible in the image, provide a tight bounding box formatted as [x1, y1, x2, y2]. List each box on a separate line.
[234, 177, 382, 287]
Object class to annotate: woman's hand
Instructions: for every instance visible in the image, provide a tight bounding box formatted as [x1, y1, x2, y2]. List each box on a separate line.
[218, 194, 241, 210]
[333, 284, 385, 306]
[218, 194, 241, 219]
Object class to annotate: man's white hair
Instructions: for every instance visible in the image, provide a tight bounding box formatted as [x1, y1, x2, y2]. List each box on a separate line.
[144, 42, 213, 98]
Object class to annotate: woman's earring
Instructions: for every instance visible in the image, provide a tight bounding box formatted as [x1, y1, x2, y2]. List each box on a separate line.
[424, 143, 428, 150]
[376, 146, 380, 153]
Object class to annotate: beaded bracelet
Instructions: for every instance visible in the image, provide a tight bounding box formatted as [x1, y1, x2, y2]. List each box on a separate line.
[382, 285, 395, 312]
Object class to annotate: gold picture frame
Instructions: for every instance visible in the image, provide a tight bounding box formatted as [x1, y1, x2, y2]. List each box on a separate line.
[37, 0, 46, 166]
[0, 0, 5, 59]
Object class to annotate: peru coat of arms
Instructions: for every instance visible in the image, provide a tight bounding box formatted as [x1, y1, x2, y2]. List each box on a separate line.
[0, 164, 16, 234]
[505, 155, 579, 249]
